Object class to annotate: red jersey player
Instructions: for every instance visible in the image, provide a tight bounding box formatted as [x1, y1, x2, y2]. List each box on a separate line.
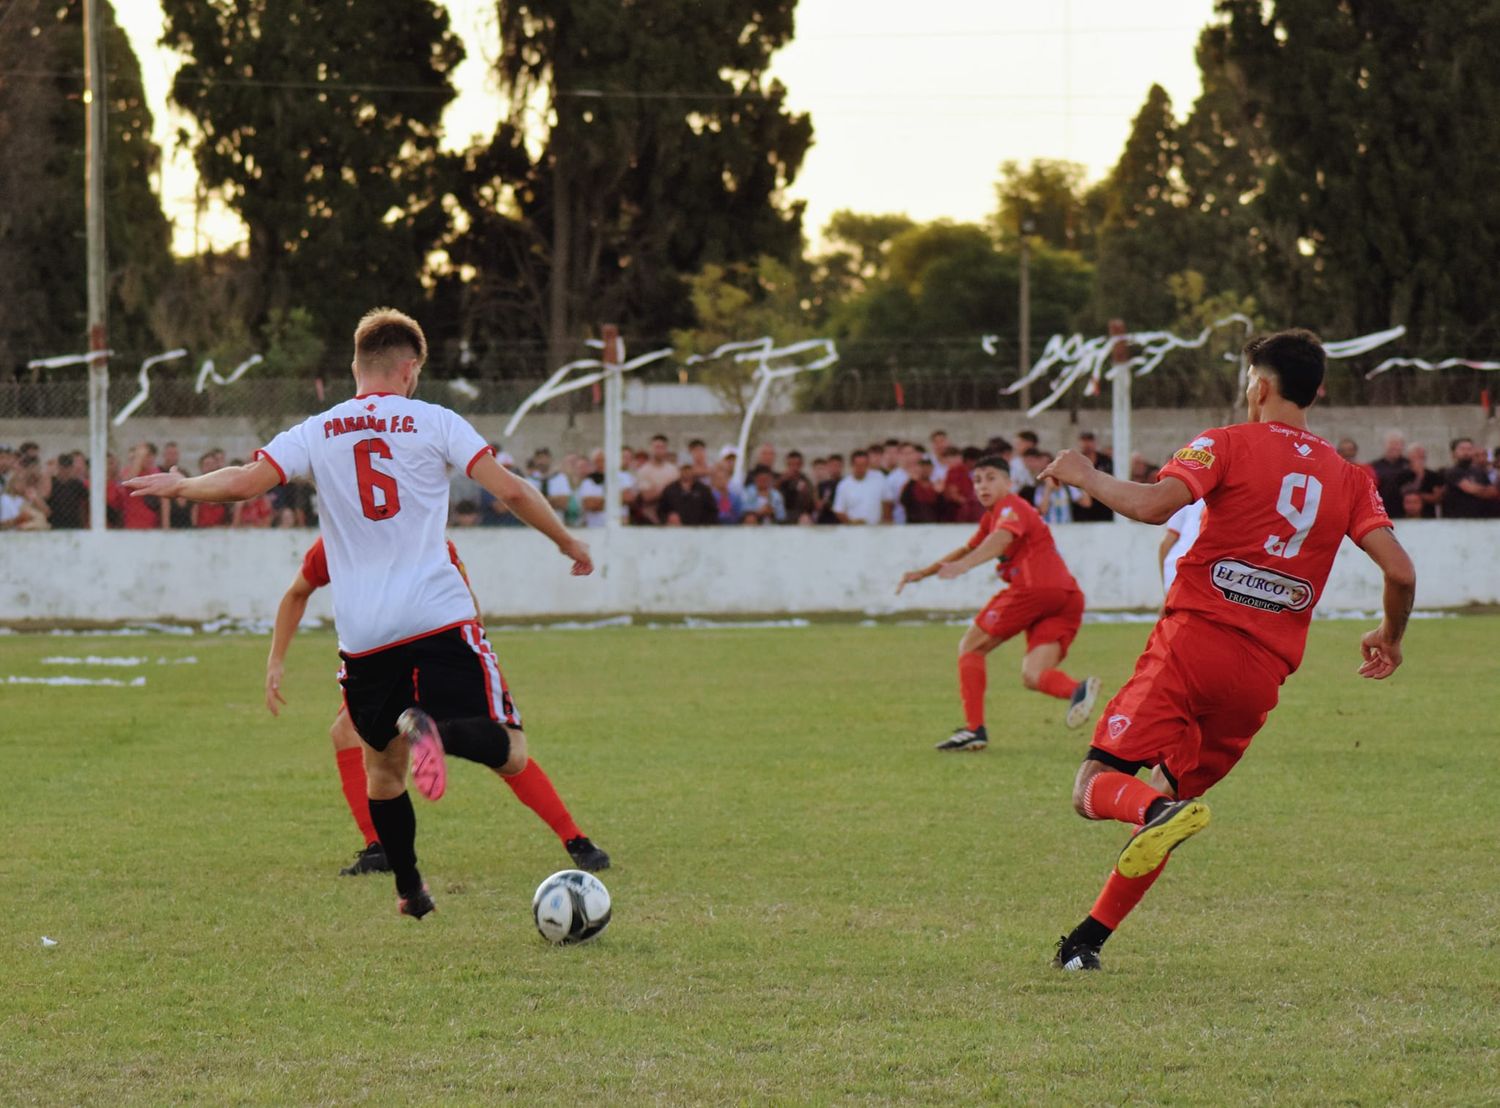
[265, 537, 609, 876]
[1040, 329, 1415, 970]
[897, 456, 1102, 751]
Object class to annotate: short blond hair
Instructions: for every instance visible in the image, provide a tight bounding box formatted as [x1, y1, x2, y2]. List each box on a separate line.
[354, 307, 427, 370]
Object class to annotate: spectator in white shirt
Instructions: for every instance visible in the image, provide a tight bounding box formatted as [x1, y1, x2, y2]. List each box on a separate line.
[577, 448, 637, 528]
[885, 442, 920, 524]
[1159, 499, 1205, 594]
[832, 449, 892, 525]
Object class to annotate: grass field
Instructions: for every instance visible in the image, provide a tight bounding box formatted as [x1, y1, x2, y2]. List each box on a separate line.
[4, 616, 1498, 1105]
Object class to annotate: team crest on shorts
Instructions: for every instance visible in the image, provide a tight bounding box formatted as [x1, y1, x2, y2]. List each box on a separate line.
[1107, 714, 1131, 739]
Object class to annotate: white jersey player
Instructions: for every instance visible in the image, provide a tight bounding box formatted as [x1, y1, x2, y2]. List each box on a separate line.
[127, 307, 591, 919]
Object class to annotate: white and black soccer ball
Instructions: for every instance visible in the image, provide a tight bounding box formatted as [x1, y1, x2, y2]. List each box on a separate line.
[531, 869, 611, 944]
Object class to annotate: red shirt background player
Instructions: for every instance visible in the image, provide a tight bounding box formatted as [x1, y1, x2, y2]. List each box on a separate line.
[1039, 328, 1415, 971]
[265, 536, 609, 877]
[897, 457, 1103, 752]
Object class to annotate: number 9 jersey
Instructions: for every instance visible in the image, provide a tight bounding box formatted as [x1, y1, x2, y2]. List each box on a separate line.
[256, 391, 495, 656]
[1157, 420, 1392, 672]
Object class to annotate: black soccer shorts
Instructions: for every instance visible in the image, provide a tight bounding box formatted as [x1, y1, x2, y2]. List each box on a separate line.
[338, 622, 522, 751]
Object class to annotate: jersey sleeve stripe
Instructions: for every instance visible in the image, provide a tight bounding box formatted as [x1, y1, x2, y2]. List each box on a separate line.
[1159, 470, 1206, 503]
[1349, 517, 1393, 546]
[254, 449, 288, 485]
[465, 444, 496, 477]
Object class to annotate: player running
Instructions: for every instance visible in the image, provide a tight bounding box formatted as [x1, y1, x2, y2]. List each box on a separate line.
[1039, 329, 1416, 970]
[265, 536, 609, 877]
[897, 455, 1102, 751]
[128, 307, 592, 920]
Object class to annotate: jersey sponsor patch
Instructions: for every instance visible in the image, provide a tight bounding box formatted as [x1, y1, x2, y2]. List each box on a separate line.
[1172, 436, 1217, 470]
[1209, 558, 1315, 613]
[1107, 714, 1131, 739]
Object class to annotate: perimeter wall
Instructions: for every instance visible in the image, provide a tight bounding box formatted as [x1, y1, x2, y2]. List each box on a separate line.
[3, 520, 1493, 624]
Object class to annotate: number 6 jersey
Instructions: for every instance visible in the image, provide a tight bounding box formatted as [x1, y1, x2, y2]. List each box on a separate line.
[1157, 420, 1392, 672]
[257, 391, 494, 655]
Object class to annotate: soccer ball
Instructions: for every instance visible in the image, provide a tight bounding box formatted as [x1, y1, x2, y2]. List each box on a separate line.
[531, 869, 611, 944]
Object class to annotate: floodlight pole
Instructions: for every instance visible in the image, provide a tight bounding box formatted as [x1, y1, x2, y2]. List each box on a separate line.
[84, 0, 109, 531]
[1108, 318, 1131, 522]
[601, 324, 624, 609]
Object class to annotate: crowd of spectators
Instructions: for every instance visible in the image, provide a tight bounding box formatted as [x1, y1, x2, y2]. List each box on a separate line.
[0, 440, 316, 531]
[453, 429, 1168, 529]
[7, 427, 1499, 532]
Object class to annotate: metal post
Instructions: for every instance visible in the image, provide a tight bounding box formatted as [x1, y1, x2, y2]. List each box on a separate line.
[601, 325, 623, 607]
[1018, 219, 1033, 409]
[84, 0, 109, 530]
[1109, 319, 1131, 522]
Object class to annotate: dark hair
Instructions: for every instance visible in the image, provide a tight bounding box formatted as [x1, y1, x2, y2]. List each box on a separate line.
[1023, 447, 1044, 459]
[1017, 429, 1038, 445]
[986, 436, 1012, 455]
[1244, 328, 1325, 408]
[454, 499, 478, 515]
[972, 454, 1010, 476]
[786, 450, 803, 461]
[750, 464, 774, 478]
[688, 438, 706, 449]
[883, 438, 899, 447]
[812, 456, 826, 466]
[651, 434, 668, 444]
[930, 429, 948, 439]
[961, 446, 982, 463]
[1451, 436, 1473, 452]
[1078, 431, 1097, 441]
[828, 453, 844, 463]
[850, 449, 869, 461]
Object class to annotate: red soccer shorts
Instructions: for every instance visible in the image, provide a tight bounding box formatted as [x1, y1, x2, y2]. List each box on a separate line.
[1090, 612, 1289, 799]
[974, 586, 1085, 657]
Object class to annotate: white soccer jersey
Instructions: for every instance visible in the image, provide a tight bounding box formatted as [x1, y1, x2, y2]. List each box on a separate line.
[257, 391, 493, 655]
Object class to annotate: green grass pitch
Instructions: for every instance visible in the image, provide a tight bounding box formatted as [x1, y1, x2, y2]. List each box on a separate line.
[4, 617, 1497, 1104]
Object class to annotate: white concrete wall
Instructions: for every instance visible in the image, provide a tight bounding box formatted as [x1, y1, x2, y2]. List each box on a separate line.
[2, 520, 1493, 624]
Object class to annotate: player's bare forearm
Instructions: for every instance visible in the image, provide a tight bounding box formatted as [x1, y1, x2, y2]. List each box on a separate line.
[268, 588, 309, 670]
[1356, 527, 1416, 679]
[1040, 450, 1191, 524]
[472, 455, 592, 572]
[127, 460, 279, 503]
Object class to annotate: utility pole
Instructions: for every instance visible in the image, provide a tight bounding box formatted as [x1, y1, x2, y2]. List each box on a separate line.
[84, 0, 109, 531]
[1018, 216, 1034, 409]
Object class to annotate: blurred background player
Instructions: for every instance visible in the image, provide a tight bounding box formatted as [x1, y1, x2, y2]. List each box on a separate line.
[1158, 499, 1205, 594]
[128, 307, 594, 920]
[896, 455, 1102, 751]
[265, 535, 610, 876]
[1041, 329, 1415, 971]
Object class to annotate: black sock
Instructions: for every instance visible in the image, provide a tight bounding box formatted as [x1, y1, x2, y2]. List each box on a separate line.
[368, 792, 422, 896]
[1070, 915, 1114, 949]
[1144, 797, 1172, 824]
[436, 717, 511, 768]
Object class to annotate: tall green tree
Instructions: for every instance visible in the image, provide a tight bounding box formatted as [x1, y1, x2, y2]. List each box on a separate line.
[162, 0, 463, 366]
[1089, 84, 1188, 330]
[470, 0, 812, 372]
[991, 159, 1097, 256]
[1216, 0, 1500, 347]
[0, 0, 171, 370]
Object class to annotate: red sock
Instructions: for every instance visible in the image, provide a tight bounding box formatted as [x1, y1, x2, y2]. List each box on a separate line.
[1037, 669, 1076, 700]
[499, 758, 582, 843]
[1091, 855, 1168, 929]
[958, 652, 987, 730]
[1082, 771, 1167, 825]
[335, 747, 378, 846]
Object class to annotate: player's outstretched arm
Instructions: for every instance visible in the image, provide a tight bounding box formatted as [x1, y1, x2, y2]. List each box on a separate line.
[896, 542, 972, 594]
[1356, 527, 1416, 680]
[266, 571, 316, 716]
[125, 459, 281, 504]
[471, 454, 593, 575]
[937, 529, 1014, 581]
[1040, 450, 1192, 524]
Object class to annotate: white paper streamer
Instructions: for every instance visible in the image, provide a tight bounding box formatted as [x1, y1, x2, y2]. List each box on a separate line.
[194, 353, 263, 394]
[704, 338, 839, 485]
[1365, 355, 1500, 380]
[503, 338, 675, 438]
[990, 318, 1407, 417]
[111, 349, 188, 425]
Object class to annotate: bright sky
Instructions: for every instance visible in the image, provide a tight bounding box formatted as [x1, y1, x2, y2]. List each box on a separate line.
[115, 0, 1217, 256]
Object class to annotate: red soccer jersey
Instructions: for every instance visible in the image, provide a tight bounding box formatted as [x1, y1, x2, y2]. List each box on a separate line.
[301, 537, 468, 590]
[966, 493, 1080, 592]
[1159, 420, 1392, 672]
